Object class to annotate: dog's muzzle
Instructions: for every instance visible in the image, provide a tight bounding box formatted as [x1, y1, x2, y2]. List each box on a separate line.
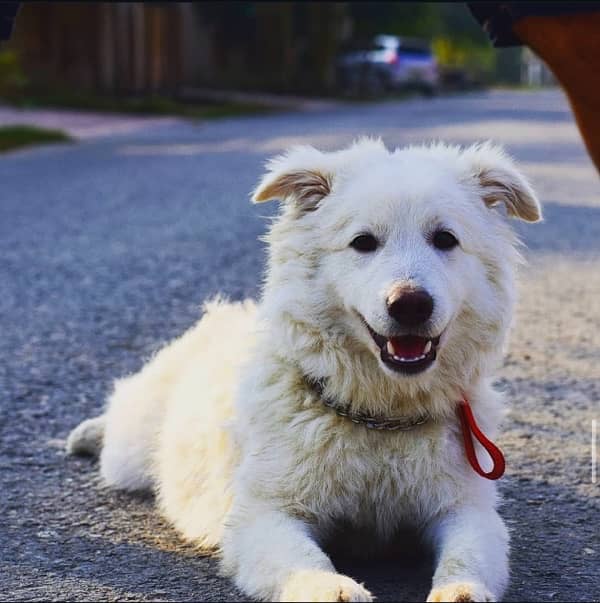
[361, 317, 441, 375]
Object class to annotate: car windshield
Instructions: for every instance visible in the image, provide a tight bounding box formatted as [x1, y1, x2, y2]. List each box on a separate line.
[400, 44, 431, 56]
[341, 35, 431, 55]
[340, 39, 391, 53]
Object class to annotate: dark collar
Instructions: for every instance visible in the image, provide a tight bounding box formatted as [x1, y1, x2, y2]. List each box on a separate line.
[306, 376, 431, 432]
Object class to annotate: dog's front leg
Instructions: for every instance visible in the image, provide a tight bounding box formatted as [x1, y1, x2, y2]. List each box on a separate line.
[425, 505, 509, 602]
[222, 506, 372, 602]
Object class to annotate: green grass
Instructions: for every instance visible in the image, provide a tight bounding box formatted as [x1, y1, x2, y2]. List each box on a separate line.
[15, 92, 273, 120]
[0, 125, 71, 153]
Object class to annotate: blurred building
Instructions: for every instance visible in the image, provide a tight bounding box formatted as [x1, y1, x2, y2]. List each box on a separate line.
[11, 3, 202, 94]
[6, 2, 555, 99]
[8, 2, 348, 96]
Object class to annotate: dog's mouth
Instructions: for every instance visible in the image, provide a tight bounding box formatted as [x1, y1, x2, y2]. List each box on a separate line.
[364, 321, 441, 375]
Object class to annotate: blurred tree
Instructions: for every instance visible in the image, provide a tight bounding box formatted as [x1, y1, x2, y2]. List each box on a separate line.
[193, 1, 345, 93]
[348, 2, 443, 38]
[192, 2, 257, 89]
[0, 49, 27, 99]
[494, 47, 523, 84]
[254, 3, 294, 90]
[438, 3, 490, 45]
[305, 3, 345, 92]
[435, 3, 498, 82]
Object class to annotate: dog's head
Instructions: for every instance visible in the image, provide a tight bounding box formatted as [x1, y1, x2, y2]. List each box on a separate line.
[253, 139, 540, 398]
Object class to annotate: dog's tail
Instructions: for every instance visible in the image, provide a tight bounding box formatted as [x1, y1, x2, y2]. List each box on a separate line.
[66, 415, 106, 457]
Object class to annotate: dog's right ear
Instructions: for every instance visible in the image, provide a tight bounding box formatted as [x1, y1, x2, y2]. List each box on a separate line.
[252, 146, 333, 213]
[461, 142, 542, 223]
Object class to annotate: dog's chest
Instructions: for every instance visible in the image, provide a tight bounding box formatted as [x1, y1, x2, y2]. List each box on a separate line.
[269, 418, 464, 534]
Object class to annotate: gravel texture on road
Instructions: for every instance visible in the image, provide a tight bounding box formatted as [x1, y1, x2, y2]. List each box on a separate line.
[1, 89, 598, 602]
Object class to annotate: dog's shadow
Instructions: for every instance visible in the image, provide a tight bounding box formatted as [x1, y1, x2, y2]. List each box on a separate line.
[58, 460, 433, 602]
[324, 525, 434, 601]
[46, 470, 598, 602]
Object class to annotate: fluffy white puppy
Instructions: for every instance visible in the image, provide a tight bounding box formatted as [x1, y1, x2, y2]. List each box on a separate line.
[68, 139, 541, 602]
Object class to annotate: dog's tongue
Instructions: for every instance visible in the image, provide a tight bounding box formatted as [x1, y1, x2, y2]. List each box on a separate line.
[389, 335, 428, 358]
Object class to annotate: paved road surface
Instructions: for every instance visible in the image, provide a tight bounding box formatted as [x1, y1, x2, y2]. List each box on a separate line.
[1, 89, 598, 602]
[0, 105, 180, 139]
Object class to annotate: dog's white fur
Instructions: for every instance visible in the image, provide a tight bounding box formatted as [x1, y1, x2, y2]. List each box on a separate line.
[68, 139, 541, 602]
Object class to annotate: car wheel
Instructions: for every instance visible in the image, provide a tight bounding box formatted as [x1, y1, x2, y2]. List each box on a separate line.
[361, 69, 387, 98]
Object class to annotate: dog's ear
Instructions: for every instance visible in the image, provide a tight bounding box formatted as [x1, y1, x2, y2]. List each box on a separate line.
[463, 143, 542, 222]
[252, 146, 333, 212]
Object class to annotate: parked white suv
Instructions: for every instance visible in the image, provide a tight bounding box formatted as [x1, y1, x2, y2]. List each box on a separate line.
[337, 34, 439, 96]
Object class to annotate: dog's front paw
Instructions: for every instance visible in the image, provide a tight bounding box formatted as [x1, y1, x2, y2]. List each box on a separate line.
[281, 570, 373, 602]
[427, 582, 493, 602]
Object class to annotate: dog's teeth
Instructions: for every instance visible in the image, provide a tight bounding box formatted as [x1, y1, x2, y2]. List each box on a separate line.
[424, 340, 432, 354]
[393, 354, 426, 363]
[386, 341, 395, 355]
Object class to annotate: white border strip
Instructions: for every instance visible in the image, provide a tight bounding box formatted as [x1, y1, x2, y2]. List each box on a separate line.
[592, 419, 597, 484]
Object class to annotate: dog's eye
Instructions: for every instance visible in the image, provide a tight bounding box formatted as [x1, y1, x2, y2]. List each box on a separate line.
[350, 234, 378, 252]
[432, 230, 459, 251]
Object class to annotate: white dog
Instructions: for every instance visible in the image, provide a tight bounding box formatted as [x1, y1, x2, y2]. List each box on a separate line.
[68, 139, 541, 602]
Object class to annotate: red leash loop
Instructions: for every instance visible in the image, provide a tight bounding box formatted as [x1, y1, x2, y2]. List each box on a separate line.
[458, 399, 505, 480]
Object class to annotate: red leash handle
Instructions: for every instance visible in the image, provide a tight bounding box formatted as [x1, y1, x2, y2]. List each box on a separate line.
[458, 399, 505, 480]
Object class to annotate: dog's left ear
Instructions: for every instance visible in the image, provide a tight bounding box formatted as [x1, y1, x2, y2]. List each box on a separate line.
[252, 146, 333, 213]
[463, 143, 542, 222]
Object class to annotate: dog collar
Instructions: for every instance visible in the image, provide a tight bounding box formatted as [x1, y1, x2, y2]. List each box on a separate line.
[306, 377, 431, 431]
[306, 377, 505, 479]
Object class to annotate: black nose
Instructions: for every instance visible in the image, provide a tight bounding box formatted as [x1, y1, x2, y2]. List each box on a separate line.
[387, 288, 434, 327]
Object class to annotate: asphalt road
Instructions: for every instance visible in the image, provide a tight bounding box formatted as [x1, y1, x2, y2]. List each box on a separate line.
[1, 89, 598, 602]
